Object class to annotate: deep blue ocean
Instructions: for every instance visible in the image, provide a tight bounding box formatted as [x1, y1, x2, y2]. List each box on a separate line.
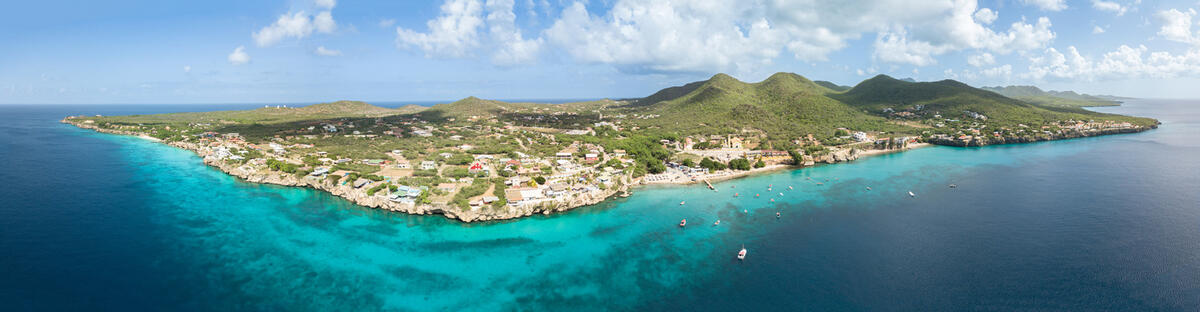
[1, 100, 1198, 311]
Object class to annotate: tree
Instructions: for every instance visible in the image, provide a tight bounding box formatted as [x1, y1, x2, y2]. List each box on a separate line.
[646, 161, 666, 174]
[533, 176, 546, 185]
[681, 159, 695, 167]
[754, 160, 766, 168]
[447, 153, 474, 165]
[728, 158, 751, 171]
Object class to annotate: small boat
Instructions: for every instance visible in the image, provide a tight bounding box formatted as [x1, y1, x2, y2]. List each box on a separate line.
[737, 245, 747, 260]
[743, 209, 748, 214]
[908, 191, 916, 197]
[680, 201, 686, 205]
[948, 184, 957, 188]
[816, 182, 824, 185]
[776, 212, 781, 218]
[767, 187, 772, 191]
[734, 193, 739, 197]
[679, 219, 687, 227]
[866, 186, 872, 191]
[755, 193, 760, 197]
[779, 192, 784, 196]
[788, 186, 793, 190]
[714, 220, 720, 226]
[770, 198, 775, 202]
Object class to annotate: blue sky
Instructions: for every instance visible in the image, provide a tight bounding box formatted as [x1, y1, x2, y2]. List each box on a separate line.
[4, 0, 1200, 104]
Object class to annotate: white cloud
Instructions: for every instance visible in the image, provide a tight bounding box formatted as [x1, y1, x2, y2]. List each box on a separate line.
[968, 52, 996, 67]
[1092, 0, 1128, 16]
[1157, 8, 1199, 45]
[485, 0, 542, 65]
[228, 46, 250, 65]
[314, 11, 336, 33]
[314, 46, 342, 56]
[974, 8, 998, 24]
[1093, 25, 1106, 34]
[1022, 0, 1068, 11]
[980, 64, 1013, 78]
[1025, 45, 1200, 81]
[252, 1, 339, 47]
[871, 3, 1055, 67]
[396, 0, 541, 64]
[395, 0, 1057, 72]
[379, 18, 396, 28]
[540, 0, 1056, 72]
[544, 1, 789, 72]
[873, 27, 950, 66]
[183, 65, 191, 73]
[396, 0, 485, 58]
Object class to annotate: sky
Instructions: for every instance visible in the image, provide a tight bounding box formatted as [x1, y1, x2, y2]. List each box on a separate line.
[4, 0, 1200, 104]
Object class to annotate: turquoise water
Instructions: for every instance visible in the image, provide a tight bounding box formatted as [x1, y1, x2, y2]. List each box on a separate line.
[2, 100, 1198, 310]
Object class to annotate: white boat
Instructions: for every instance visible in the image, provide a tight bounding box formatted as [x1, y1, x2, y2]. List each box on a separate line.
[713, 220, 720, 226]
[779, 192, 784, 196]
[776, 212, 781, 218]
[866, 186, 872, 191]
[680, 201, 685, 205]
[679, 219, 687, 227]
[737, 245, 747, 260]
[908, 191, 916, 197]
[788, 186, 793, 190]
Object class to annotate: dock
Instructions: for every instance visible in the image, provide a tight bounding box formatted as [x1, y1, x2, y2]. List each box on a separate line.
[704, 179, 715, 191]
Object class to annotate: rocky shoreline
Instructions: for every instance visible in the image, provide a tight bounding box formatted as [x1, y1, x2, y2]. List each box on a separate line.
[926, 125, 1157, 147]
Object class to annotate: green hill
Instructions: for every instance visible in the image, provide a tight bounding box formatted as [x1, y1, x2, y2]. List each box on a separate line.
[982, 85, 1121, 107]
[814, 80, 851, 92]
[622, 72, 913, 146]
[833, 75, 1154, 127]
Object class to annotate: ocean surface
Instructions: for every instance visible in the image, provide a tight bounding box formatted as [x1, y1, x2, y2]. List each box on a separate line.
[1, 100, 1198, 311]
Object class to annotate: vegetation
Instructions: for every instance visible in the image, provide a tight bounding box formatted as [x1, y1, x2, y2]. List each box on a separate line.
[982, 85, 1120, 108]
[728, 158, 752, 171]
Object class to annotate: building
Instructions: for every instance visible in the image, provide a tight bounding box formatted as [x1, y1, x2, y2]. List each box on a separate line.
[852, 131, 870, 142]
[420, 160, 437, 170]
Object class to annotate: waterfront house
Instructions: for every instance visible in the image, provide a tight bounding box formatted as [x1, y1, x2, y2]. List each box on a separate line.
[353, 178, 370, 188]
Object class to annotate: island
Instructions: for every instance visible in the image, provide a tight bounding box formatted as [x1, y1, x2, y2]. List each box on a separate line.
[62, 73, 1159, 222]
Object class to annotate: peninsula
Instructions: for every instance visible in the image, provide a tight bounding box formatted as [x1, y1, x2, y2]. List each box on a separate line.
[63, 73, 1159, 222]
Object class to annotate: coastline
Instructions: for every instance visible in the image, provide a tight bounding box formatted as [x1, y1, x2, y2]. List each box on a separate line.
[60, 116, 1147, 223]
